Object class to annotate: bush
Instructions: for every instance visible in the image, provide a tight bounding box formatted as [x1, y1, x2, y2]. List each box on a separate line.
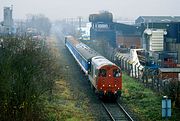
[0, 36, 59, 121]
[163, 78, 180, 107]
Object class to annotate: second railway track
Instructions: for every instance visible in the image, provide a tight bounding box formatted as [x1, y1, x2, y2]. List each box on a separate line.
[102, 101, 134, 121]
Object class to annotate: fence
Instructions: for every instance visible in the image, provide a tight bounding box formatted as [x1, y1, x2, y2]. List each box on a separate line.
[113, 52, 180, 95]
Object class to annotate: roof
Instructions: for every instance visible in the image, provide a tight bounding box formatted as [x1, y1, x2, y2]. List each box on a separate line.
[136, 16, 180, 24]
[66, 36, 100, 61]
[76, 43, 100, 60]
[159, 68, 180, 73]
[92, 56, 114, 68]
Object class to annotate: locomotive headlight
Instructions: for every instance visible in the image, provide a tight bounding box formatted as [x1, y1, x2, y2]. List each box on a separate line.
[109, 85, 111, 87]
[115, 84, 117, 87]
[118, 88, 119, 90]
[103, 85, 105, 87]
[100, 87, 102, 89]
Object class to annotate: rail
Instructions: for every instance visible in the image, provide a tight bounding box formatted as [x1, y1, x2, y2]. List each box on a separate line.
[102, 101, 134, 121]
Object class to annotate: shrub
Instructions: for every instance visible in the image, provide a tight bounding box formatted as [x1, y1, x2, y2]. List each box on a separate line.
[0, 36, 59, 121]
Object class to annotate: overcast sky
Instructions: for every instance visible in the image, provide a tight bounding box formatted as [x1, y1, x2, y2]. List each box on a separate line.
[0, 0, 180, 21]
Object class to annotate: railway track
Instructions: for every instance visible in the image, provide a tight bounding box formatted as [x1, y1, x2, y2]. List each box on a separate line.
[102, 101, 134, 121]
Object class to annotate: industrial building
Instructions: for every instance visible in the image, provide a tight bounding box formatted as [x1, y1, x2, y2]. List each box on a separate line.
[0, 6, 14, 35]
[135, 16, 180, 65]
[89, 13, 180, 66]
[89, 12, 142, 49]
[89, 11, 116, 48]
[135, 16, 180, 25]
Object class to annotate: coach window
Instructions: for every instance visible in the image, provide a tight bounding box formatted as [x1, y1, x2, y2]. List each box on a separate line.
[99, 69, 106, 77]
[113, 69, 121, 77]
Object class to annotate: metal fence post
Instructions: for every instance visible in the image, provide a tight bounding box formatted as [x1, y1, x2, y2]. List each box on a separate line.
[120, 56, 124, 71]
[125, 58, 128, 72]
[122, 57, 125, 71]
[145, 67, 149, 87]
[137, 65, 141, 81]
[135, 63, 138, 78]
[127, 60, 131, 76]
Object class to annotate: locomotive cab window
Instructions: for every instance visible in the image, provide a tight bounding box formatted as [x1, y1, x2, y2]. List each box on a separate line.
[113, 69, 121, 77]
[98, 69, 106, 77]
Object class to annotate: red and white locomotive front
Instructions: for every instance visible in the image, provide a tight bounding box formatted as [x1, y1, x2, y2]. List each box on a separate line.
[91, 56, 122, 97]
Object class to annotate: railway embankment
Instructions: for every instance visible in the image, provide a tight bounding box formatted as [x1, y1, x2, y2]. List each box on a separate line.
[44, 34, 95, 120]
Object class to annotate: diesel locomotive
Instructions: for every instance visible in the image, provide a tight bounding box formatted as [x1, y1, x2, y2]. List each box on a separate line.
[65, 36, 122, 98]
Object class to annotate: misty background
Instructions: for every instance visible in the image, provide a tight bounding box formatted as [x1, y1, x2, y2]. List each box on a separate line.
[1, 0, 180, 21]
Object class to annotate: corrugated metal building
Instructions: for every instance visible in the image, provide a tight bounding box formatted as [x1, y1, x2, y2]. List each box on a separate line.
[135, 16, 180, 63]
[135, 16, 180, 25]
[136, 16, 180, 43]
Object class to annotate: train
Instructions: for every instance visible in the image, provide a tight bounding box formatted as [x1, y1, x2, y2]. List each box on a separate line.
[65, 36, 122, 98]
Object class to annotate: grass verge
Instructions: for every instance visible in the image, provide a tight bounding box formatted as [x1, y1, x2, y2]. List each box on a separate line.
[44, 35, 94, 121]
[44, 79, 94, 121]
[122, 72, 180, 121]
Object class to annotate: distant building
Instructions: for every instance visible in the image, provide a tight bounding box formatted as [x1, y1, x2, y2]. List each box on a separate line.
[3, 6, 13, 27]
[135, 16, 180, 64]
[78, 23, 91, 40]
[0, 5, 14, 34]
[135, 16, 180, 43]
[113, 23, 141, 49]
[89, 11, 116, 47]
[135, 16, 180, 25]
[143, 28, 167, 52]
